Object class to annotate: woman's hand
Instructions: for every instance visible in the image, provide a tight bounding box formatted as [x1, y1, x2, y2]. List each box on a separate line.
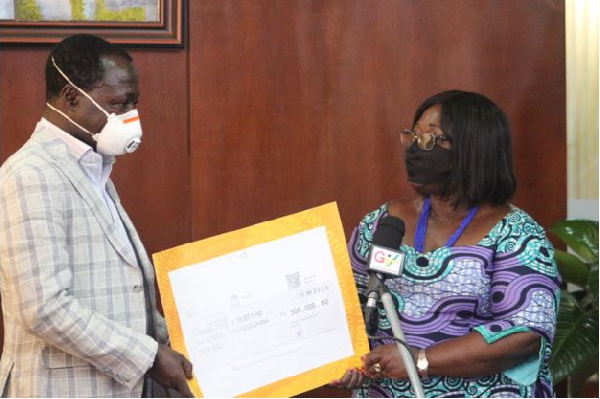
[363, 344, 416, 380]
[328, 368, 367, 390]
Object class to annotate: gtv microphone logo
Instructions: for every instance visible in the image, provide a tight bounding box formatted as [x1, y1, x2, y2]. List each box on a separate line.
[368, 245, 405, 276]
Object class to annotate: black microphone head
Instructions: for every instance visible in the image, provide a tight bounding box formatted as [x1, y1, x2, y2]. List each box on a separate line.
[372, 216, 405, 249]
[365, 216, 406, 335]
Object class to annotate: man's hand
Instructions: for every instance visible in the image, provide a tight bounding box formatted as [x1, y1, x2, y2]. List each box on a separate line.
[148, 344, 194, 397]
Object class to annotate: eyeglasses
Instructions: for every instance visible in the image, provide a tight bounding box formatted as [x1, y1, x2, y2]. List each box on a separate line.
[400, 129, 449, 151]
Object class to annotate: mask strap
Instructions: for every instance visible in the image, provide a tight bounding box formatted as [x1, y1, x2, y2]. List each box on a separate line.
[51, 56, 110, 118]
[46, 102, 99, 141]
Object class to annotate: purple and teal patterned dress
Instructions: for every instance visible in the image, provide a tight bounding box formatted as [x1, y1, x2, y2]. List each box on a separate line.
[348, 203, 561, 398]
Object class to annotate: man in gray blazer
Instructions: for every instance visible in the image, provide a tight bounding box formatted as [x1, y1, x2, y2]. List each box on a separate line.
[0, 34, 193, 397]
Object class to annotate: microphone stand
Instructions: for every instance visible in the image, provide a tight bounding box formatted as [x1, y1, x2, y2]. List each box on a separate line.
[371, 274, 425, 398]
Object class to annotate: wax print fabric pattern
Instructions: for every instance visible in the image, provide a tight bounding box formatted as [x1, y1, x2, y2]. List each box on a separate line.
[348, 203, 561, 398]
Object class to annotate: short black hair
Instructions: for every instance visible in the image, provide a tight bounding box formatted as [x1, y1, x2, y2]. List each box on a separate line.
[45, 34, 132, 101]
[413, 90, 517, 207]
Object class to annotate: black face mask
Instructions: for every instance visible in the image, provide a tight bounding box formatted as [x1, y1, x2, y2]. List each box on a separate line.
[404, 143, 454, 185]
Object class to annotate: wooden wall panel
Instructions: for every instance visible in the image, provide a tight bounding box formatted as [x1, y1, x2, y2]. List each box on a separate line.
[0, 48, 47, 160]
[188, 0, 566, 243]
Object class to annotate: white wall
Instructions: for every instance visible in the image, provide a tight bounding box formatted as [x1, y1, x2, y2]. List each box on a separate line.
[566, 0, 599, 221]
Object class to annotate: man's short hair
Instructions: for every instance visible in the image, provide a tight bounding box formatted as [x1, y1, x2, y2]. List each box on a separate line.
[45, 34, 132, 101]
[413, 90, 517, 207]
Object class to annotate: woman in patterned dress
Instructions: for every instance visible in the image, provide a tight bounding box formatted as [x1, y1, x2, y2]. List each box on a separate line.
[331, 90, 561, 397]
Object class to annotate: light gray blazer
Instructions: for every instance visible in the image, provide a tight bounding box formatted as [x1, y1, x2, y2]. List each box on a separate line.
[0, 123, 169, 397]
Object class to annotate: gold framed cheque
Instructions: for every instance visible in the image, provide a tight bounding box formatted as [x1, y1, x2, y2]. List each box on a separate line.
[153, 202, 368, 398]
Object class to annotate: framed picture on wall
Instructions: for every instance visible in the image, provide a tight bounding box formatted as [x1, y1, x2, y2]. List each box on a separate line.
[0, 0, 184, 47]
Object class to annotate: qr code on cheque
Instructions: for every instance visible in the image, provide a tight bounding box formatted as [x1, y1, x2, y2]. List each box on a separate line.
[286, 271, 301, 290]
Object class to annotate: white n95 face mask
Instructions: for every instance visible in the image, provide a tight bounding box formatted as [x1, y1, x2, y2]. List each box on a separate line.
[95, 109, 142, 154]
[46, 57, 143, 156]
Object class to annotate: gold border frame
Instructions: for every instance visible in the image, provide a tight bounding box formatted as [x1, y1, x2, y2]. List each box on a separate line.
[153, 202, 369, 397]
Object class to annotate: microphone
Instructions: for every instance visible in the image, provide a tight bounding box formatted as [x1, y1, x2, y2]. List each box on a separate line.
[365, 216, 406, 335]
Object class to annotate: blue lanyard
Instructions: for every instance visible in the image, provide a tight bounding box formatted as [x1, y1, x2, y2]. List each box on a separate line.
[414, 197, 479, 253]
